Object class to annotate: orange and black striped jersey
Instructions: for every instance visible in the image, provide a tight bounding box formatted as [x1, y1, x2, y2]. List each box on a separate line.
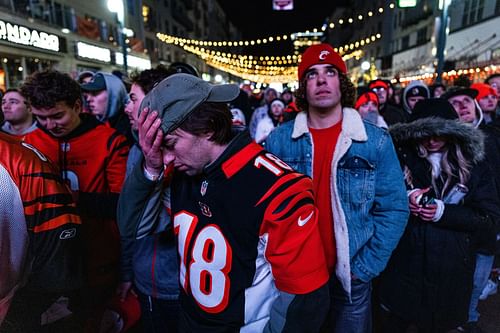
[0, 132, 82, 322]
[23, 115, 129, 286]
[167, 132, 329, 331]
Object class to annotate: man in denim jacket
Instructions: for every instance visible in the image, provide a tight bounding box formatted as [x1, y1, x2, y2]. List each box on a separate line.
[264, 43, 409, 332]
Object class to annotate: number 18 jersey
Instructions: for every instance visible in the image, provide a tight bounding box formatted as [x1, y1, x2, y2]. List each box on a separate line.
[170, 132, 328, 332]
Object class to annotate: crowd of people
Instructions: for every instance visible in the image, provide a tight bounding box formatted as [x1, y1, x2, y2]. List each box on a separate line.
[0, 42, 499, 333]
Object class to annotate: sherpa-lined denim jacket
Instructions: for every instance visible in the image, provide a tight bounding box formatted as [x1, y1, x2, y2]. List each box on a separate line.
[264, 108, 409, 295]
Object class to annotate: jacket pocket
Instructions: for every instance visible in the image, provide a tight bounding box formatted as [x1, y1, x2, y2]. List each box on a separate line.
[337, 156, 375, 204]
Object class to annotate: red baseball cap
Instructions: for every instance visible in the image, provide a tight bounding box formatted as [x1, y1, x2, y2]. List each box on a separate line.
[471, 83, 497, 101]
[355, 91, 379, 110]
[298, 43, 347, 80]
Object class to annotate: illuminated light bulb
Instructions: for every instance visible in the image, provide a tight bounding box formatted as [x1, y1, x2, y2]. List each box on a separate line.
[339, 19, 344, 24]
[334, 48, 338, 52]
[368, 11, 373, 16]
[269, 37, 274, 42]
[348, 18, 353, 23]
[263, 39, 268, 43]
[257, 39, 261, 44]
[277, 36, 281, 41]
[283, 35, 288, 40]
[390, 3, 395, 8]
[376, 33, 381, 38]
[250, 40, 255, 45]
[244, 41, 249, 45]
[358, 15, 363, 20]
[379, 7, 384, 13]
[329, 23, 335, 28]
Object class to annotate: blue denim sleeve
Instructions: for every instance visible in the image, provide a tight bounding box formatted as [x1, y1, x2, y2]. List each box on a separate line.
[351, 132, 409, 282]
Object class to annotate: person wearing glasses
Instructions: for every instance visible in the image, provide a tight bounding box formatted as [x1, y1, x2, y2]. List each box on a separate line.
[368, 79, 407, 125]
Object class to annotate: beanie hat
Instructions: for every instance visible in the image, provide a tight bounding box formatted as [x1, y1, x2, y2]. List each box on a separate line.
[470, 83, 497, 101]
[270, 98, 285, 109]
[298, 43, 347, 80]
[355, 91, 379, 110]
[369, 79, 389, 90]
[406, 86, 429, 100]
[410, 98, 458, 122]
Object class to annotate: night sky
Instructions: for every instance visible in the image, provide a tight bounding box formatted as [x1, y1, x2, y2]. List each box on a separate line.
[216, 0, 350, 55]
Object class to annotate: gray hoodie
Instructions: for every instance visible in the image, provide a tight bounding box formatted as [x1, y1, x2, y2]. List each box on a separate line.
[402, 80, 430, 114]
[96, 72, 129, 122]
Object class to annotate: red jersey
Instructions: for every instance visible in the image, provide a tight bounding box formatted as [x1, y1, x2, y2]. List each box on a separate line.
[310, 122, 342, 274]
[23, 115, 129, 286]
[0, 133, 82, 322]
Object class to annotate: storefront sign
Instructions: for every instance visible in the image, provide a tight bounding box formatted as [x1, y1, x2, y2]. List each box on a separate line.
[76, 42, 111, 63]
[0, 19, 60, 52]
[116, 52, 151, 70]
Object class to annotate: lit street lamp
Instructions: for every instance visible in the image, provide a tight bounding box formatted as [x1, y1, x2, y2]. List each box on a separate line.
[107, 0, 127, 73]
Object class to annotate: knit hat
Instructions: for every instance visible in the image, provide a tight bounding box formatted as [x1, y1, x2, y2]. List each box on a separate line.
[369, 79, 389, 90]
[406, 86, 429, 100]
[410, 98, 458, 122]
[470, 83, 497, 101]
[139, 73, 240, 134]
[298, 43, 347, 80]
[270, 98, 285, 109]
[355, 91, 379, 110]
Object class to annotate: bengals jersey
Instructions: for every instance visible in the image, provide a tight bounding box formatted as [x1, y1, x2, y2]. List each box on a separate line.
[119, 131, 329, 332]
[23, 115, 129, 286]
[0, 133, 82, 323]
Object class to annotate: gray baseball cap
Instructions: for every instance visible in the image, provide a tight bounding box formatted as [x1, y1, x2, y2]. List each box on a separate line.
[139, 73, 240, 134]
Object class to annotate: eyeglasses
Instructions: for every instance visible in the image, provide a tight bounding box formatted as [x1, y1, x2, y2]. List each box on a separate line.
[449, 97, 474, 108]
[372, 87, 386, 93]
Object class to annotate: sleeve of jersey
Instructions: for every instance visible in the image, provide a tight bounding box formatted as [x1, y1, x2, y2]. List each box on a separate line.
[20, 163, 83, 293]
[258, 173, 329, 294]
[106, 131, 130, 193]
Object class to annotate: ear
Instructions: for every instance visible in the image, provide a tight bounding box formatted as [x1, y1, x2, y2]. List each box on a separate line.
[73, 99, 82, 115]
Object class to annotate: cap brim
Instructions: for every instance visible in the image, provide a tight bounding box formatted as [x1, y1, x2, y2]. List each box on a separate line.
[443, 88, 478, 100]
[206, 84, 240, 103]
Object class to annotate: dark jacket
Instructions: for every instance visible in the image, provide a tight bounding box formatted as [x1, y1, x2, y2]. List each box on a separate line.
[380, 103, 408, 125]
[379, 118, 500, 331]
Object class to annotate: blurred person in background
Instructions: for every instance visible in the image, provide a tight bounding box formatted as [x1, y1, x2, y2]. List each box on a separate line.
[471, 83, 498, 125]
[369, 79, 407, 125]
[354, 91, 387, 128]
[255, 98, 285, 143]
[1, 89, 37, 137]
[80, 72, 131, 143]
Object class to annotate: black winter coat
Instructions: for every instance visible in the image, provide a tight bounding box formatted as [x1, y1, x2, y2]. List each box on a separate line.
[379, 118, 500, 332]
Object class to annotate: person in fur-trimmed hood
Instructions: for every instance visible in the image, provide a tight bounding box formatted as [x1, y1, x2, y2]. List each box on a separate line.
[378, 99, 500, 333]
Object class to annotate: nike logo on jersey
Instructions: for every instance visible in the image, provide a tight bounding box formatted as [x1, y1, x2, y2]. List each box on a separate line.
[298, 211, 314, 227]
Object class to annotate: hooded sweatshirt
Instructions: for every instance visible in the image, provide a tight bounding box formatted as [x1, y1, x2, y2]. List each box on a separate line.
[402, 80, 430, 114]
[98, 72, 132, 143]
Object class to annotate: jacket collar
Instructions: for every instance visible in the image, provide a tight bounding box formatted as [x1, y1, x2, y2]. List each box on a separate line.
[292, 107, 368, 142]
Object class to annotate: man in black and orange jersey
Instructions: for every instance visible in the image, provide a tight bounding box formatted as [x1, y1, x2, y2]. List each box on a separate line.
[20, 71, 129, 329]
[0, 132, 82, 330]
[118, 74, 329, 332]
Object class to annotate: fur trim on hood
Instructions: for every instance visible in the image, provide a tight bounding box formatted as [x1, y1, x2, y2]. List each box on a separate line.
[390, 117, 485, 164]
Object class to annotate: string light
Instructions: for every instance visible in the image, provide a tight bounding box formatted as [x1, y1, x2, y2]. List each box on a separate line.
[155, 3, 394, 48]
[395, 64, 498, 84]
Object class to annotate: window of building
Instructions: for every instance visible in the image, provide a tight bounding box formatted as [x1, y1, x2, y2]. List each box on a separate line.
[417, 27, 427, 44]
[462, 0, 485, 26]
[402, 35, 409, 49]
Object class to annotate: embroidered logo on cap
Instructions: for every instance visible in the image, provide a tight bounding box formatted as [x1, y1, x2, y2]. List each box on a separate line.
[319, 50, 330, 60]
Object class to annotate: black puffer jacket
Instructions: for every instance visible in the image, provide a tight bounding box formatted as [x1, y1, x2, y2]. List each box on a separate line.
[379, 117, 500, 331]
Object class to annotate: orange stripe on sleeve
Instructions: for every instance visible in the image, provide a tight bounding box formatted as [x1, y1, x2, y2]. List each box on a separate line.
[33, 214, 81, 233]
